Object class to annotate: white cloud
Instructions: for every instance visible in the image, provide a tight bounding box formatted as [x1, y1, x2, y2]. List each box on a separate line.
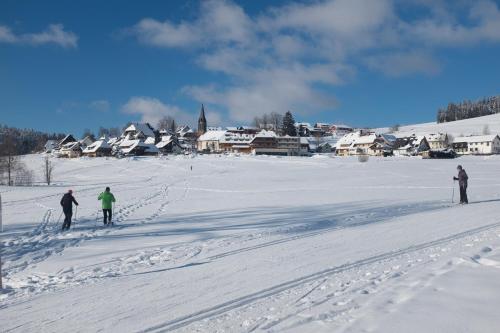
[364, 51, 441, 77]
[89, 100, 111, 112]
[121, 97, 183, 125]
[126, 0, 500, 123]
[0, 24, 78, 48]
[121, 96, 215, 127]
[0, 26, 17, 42]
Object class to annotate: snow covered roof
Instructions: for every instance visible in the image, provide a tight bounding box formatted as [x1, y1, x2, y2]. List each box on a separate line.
[335, 132, 360, 149]
[426, 133, 448, 142]
[198, 130, 227, 141]
[330, 124, 352, 129]
[379, 134, 397, 143]
[144, 137, 156, 145]
[59, 134, 76, 145]
[354, 134, 378, 145]
[82, 140, 111, 153]
[61, 141, 80, 150]
[453, 134, 500, 143]
[254, 130, 277, 138]
[124, 123, 155, 137]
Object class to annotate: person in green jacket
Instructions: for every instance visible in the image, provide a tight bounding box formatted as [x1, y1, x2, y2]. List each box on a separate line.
[98, 187, 116, 225]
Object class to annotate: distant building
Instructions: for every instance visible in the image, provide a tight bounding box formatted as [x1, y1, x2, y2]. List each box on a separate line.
[198, 104, 207, 135]
[197, 130, 226, 153]
[329, 124, 353, 136]
[44, 140, 58, 153]
[452, 135, 500, 155]
[426, 133, 449, 150]
[393, 135, 430, 156]
[82, 136, 112, 157]
[251, 131, 308, 156]
[59, 141, 82, 158]
[156, 135, 183, 154]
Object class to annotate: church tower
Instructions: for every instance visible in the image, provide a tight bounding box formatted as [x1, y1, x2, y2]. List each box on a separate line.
[198, 104, 207, 135]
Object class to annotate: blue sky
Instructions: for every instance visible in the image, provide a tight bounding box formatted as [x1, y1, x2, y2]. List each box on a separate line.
[1, 0, 500, 136]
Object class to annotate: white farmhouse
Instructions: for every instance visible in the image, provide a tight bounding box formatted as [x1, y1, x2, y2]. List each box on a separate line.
[197, 130, 227, 153]
[452, 135, 500, 155]
[426, 133, 449, 150]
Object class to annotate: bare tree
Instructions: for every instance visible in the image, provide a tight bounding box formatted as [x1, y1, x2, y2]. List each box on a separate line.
[483, 124, 490, 135]
[389, 124, 400, 133]
[43, 156, 55, 185]
[0, 134, 19, 186]
[157, 116, 176, 133]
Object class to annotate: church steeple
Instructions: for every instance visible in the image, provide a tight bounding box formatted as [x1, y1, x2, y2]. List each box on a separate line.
[198, 104, 207, 135]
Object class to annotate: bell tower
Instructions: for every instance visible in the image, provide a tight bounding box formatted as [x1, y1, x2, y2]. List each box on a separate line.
[198, 104, 207, 135]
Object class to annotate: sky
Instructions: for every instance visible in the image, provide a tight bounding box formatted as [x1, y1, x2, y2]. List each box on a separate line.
[1, 0, 500, 137]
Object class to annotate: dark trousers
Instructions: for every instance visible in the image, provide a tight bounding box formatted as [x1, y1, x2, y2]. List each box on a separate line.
[459, 185, 468, 204]
[62, 210, 72, 230]
[103, 209, 112, 224]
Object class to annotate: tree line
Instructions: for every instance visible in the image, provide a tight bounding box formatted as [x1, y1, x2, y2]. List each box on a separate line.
[0, 124, 66, 155]
[436, 95, 500, 123]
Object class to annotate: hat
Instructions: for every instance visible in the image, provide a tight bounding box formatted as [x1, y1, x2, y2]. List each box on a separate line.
[457, 165, 462, 170]
[68, 189, 73, 193]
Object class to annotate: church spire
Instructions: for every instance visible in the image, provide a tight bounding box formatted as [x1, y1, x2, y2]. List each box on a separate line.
[198, 104, 207, 135]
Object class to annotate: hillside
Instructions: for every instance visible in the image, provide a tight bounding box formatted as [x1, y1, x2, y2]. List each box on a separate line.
[2, 155, 500, 332]
[377, 113, 500, 137]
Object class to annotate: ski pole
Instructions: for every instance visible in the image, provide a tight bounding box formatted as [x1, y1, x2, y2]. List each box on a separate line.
[74, 205, 78, 229]
[451, 179, 455, 203]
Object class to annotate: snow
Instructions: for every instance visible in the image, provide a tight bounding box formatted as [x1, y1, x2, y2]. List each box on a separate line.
[454, 134, 500, 143]
[376, 112, 500, 137]
[124, 123, 155, 138]
[1, 154, 500, 332]
[198, 130, 227, 141]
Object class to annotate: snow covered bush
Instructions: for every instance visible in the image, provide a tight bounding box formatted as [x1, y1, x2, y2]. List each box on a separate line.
[358, 154, 369, 163]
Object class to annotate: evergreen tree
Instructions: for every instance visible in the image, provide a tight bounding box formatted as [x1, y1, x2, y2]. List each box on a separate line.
[282, 111, 297, 136]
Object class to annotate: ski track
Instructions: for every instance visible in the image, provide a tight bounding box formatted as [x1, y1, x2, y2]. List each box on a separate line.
[142, 221, 500, 333]
[0, 172, 202, 304]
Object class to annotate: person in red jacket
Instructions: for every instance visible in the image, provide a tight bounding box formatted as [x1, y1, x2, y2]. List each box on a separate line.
[453, 165, 468, 204]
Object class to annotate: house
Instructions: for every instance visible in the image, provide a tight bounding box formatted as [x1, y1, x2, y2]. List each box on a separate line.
[351, 133, 378, 155]
[393, 135, 430, 156]
[82, 137, 112, 157]
[44, 140, 58, 153]
[123, 123, 156, 140]
[156, 135, 183, 154]
[59, 141, 82, 158]
[250, 130, 278, 150]
[197, 130, 227, 153]
[335, 132, 360, 156]
[250, 131, 308, 156]
[335, 131, 395, 156]
[59, 134, 77, 147]
[79, 136, 94, 150]
[329, 124, 354, 136]
[426, 133, 449, 150]
[118, 138, 159, 156]
[176, 126, 198, 152]
[220, 131, 255, 154]
[452, 135, 500, 155]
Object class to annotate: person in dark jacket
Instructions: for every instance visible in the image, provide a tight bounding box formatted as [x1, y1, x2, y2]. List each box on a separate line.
[60, 189, 79, 230]
[453, 165, 468, 204]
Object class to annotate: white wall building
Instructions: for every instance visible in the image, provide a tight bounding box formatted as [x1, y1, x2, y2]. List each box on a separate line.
[452, 135, 500, 155]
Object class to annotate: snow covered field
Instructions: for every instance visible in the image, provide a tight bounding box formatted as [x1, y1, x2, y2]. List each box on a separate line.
[1, 154, 500, 332]
[376, 112, 500, 137]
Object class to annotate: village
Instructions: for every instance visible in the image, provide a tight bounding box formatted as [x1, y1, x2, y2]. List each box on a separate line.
[45, 105, 500, 159]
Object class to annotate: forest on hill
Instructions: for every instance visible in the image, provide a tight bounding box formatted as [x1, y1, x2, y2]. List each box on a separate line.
[437, 95, 500, 123]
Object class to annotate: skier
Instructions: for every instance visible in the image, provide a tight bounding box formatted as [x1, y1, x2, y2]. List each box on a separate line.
[453, 165, 468, 204]
[98, 187, 116, 225]
[60, 189, 79, 231]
